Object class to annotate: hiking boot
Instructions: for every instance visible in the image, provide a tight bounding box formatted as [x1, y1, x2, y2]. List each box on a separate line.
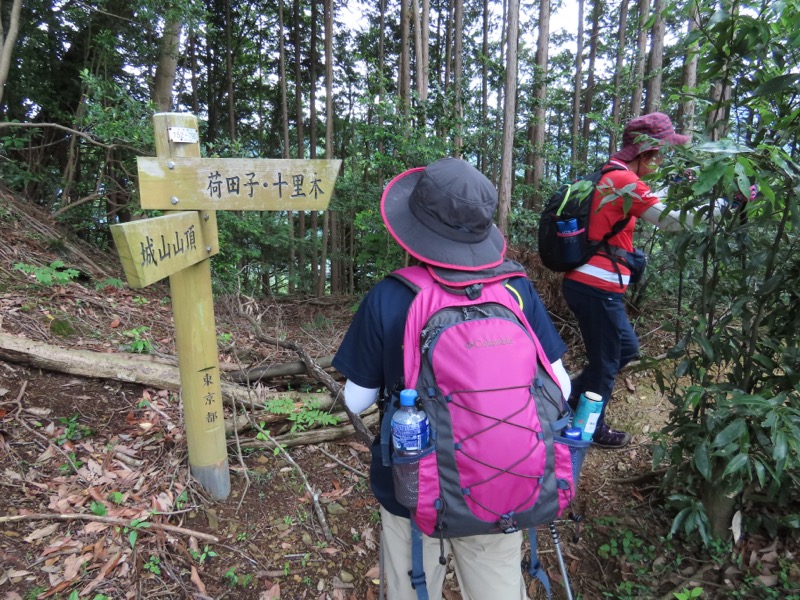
[592, 422, 631, 449]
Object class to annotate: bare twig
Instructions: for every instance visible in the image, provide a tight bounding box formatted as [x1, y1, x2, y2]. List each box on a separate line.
[314, 445, 367, 479]
[0, 513, 219, 543]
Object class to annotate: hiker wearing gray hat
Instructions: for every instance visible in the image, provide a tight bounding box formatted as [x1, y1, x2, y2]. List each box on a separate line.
[333, 157, 571, 599]
[562, 112, 733, 449]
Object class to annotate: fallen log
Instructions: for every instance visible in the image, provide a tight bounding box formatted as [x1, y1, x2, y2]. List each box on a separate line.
[228, 354, 334, 383]
[0, 333, 374, 445]
[0, 333, 335, 411]
[237, 409, 379, 449]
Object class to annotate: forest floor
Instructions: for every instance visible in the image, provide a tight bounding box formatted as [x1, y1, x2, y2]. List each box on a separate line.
[1, 190, 798, 600]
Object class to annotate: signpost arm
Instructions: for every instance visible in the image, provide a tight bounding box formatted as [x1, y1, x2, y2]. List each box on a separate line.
[153, 112, 230, 500]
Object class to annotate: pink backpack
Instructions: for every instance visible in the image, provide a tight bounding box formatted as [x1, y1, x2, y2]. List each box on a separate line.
[381, 265, 585, 540]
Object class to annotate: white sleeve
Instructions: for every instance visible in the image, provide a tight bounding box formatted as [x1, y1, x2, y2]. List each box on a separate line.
[343, 380, 380, 413]
[641, 199, 729, 232]
[550, 359, 571, 402]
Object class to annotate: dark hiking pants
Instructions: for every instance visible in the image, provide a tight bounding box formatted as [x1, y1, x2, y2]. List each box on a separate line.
[562, 278, 639, 422]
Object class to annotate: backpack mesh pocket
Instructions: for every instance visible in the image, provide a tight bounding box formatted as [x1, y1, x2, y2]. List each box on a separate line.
[554, 435, 591, 492]
[391, 445, 435, 509]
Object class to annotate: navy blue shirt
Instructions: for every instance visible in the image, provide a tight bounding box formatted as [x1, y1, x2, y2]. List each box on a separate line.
[332, 275, 567, 516]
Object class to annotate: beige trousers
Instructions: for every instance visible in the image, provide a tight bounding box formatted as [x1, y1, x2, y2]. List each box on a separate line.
[380, 506, 529, 600]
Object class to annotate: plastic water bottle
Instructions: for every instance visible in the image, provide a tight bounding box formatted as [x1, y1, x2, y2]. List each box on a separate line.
[573, 391, 603, 441]
[557, 218, 581, 265]
[391, 389, 430, 456]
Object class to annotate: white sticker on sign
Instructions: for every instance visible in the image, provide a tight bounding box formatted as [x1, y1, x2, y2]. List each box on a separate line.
[168, 127, 199, 144]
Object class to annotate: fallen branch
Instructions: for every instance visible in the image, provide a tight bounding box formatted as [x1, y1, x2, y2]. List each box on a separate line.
[0, 513, 219, 543]
[236, 409, 379, 449]
[228, 355, 335, 383]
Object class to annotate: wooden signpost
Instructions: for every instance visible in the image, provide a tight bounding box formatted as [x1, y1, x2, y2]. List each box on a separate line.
[111, 113, 341, 500]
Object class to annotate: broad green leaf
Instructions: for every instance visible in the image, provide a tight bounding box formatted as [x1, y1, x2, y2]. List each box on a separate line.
[713, 419, 747, 447]
[692, 161, 728, 195]
[773, 430, 788, 462]
[752, 74, 800, 97]
[693, 442, 712, 480]
[721, 453, 749, 478]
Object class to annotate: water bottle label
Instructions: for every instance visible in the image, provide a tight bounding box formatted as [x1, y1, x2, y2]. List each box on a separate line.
[584, 413, 600, 435]
[392, 420, 429, 453]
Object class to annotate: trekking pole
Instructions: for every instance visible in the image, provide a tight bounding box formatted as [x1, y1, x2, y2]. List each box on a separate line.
[549, 522, 574, 600]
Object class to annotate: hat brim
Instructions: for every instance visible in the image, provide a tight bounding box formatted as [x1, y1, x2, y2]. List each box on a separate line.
[381, 167, 506, 271]
[611, 132, 691, 162]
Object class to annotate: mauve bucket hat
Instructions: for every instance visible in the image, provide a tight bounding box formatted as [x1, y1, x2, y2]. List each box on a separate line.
[380, 157, 506, 271]
[611, 112, 690, 162]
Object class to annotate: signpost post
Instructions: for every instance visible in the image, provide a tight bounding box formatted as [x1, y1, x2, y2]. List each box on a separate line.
[111, 113, 341, 500]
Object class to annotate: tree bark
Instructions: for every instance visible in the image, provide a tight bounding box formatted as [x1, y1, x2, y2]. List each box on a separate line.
[225, 0, 236, 141]
[0, 0, 22, 107]
[529, 0, 551, 208]
[676, 4, 699, 135]
[610, 0, 630, 154]
[452, 0, 464, 155]
[497, 0, 520, 235]
[644, 0, 665, 114]
[571, 0, 585, 177]
[630, 0, 650, 118]
[399, 0, 411, 116]
[152, 18, 182, 112]
[581, 0, 601, 165]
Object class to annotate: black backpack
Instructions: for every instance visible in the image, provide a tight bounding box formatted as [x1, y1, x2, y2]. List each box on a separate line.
[538, 165, 630, 272]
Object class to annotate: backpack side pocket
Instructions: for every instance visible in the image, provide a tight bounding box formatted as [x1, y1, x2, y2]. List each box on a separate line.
[391, 444, 436, 510]
[553, 435, 592, 507]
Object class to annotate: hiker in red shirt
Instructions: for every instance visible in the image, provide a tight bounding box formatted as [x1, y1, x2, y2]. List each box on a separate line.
[563, 113, 694, 448]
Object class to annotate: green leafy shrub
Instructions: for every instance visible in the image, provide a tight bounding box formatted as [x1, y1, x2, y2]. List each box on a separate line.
[14, 260, 79, 286]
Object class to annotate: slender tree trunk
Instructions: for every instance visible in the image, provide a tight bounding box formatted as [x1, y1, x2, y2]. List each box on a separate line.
[452, 0, 464, 155]
[0, 0, 22, 107]
[293, 0, 306, 294]
[225, 0, 236, 141]
[420, 0, 430, 102]
[571, 0, 585, 177]
[497, 0, 520, 235]
[610, 0, 629, 154]
[413, 0, 423, 100]
[310, 0, 320, 295]
[676, 3, 699, 135]
[644, 0, 664, 113]
[378, 0, 386, 184]
[491, 0, 507, 185]
[630, 0, 650, 118]
[187, 29, 200, 115]
[152, 19, 182, 112]
[278, 0, 293, 295]
[443, 0, 452, 100]
[580, 0, 601, 165]
[707, 81, 731, 141]
[319, 0, 335, 296]
[529, 0, 550, 209]
[399, 0, 411, 116]
[480, 0, 490, 172]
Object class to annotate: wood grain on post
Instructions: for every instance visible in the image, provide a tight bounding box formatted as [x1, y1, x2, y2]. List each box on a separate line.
[153, 112, 230, 500]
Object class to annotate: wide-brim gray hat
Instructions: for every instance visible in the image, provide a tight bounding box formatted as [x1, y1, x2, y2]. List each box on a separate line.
[381, 157, 506, 271]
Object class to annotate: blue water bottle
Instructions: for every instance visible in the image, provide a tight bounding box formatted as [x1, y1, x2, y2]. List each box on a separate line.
[391, 389, 430, 456]
[573, 391, 603, 441]
[557, 218, 581, 265]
